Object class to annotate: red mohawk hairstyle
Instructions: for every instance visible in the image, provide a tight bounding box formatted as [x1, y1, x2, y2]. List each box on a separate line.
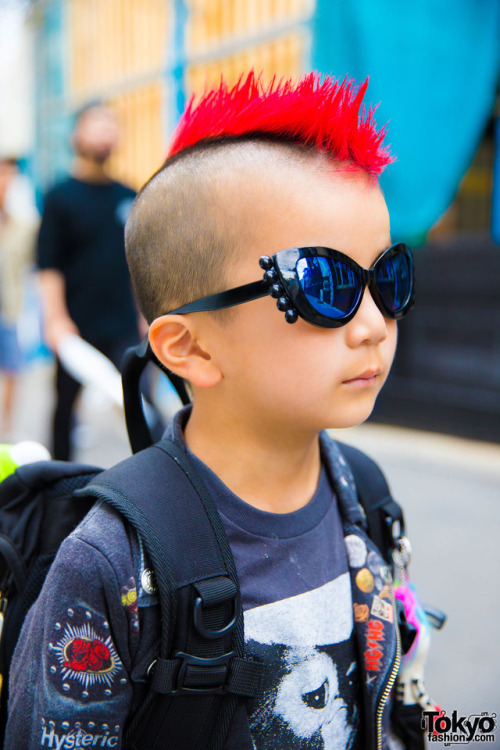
[167, 71, 393, 175]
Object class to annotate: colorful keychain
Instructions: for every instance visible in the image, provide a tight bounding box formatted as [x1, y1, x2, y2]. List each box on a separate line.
[392, 536, 445, 711]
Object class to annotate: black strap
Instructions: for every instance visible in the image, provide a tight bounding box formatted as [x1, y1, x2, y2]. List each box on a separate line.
[80, 438, 262, 750]
[337, 441, 404, 563]
[121, 339, 190, 454]
[121, 338, 155, 455]
[150, 654, 263, 697]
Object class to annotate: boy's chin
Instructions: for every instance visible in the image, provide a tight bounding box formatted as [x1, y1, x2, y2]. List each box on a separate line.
[322, 401, 378, 432]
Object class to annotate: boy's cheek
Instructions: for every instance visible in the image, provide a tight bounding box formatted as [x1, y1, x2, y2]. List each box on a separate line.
[386, 321, 398, 370]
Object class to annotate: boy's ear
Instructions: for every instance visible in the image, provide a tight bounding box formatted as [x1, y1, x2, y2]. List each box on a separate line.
[148, 315, 222, 389]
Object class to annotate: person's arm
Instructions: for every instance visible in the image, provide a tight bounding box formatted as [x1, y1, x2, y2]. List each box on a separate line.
[38, 268, 79, 352]
[5, 532, 135, 749]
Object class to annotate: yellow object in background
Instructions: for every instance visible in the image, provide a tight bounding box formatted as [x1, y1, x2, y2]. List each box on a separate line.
[0, 441, 51, 482]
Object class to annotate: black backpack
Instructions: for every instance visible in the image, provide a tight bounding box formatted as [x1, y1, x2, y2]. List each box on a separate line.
[0, 341, 420, 749]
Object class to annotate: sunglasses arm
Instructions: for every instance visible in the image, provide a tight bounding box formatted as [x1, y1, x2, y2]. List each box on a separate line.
[167, 279, 271, 315]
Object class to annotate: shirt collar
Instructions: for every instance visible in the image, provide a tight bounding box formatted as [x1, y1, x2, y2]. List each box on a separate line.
[165, 406, 366, 528]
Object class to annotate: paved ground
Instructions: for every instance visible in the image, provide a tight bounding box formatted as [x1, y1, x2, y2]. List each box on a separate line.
[4, 360, 500, 747]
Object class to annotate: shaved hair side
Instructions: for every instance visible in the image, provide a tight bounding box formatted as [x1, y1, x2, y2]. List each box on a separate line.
[125, 148, 234, 323]
[125, 139, 320, 323]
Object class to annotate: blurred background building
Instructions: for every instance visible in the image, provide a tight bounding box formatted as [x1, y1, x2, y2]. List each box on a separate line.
[27, 0, 315, 191]
[1, 0, 500, 441]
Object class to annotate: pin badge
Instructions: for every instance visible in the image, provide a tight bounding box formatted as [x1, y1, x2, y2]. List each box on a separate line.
[141, 569, 157, 595]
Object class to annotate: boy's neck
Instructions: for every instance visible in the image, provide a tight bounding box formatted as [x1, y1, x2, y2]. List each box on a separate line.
[183, 403, 322, 514]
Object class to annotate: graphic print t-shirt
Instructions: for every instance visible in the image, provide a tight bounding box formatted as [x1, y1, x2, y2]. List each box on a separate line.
[188, 452, 363, 750]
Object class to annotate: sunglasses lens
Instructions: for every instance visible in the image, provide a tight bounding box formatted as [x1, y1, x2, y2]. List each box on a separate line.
[375, 249, 413, 314]
[296, 256, 362, 319]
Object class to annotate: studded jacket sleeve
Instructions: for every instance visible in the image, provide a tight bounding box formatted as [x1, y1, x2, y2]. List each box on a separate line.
[5, 503, 142, 750]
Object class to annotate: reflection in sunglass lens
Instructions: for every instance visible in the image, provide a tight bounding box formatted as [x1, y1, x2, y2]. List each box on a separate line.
[375, 251, 412, 314]
[296, 256, 362, 318]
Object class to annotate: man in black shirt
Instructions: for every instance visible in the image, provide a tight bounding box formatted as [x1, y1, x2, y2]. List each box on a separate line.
[37, 104, 141, 459]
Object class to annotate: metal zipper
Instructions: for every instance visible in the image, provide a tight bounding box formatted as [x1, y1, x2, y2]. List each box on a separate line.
[375, 585, 401, 750]
[343, 523, 403, 750]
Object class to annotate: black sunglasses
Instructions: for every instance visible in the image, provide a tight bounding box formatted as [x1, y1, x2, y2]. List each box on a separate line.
[167, 243, 415, 328]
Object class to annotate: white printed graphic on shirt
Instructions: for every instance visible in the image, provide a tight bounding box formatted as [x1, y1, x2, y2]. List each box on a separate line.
[245, 573, 358, 750]
[39, 722, 119, 748]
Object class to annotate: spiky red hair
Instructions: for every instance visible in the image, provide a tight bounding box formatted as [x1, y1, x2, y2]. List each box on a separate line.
[167, 72, 393, 175]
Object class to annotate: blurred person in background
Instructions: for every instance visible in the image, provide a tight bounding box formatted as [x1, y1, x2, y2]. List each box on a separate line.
[0, 157, 38, 437]
[37, 103, 143, 460]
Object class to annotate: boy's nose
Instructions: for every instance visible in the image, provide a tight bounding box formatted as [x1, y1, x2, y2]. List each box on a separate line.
[346, 287, 388, 346]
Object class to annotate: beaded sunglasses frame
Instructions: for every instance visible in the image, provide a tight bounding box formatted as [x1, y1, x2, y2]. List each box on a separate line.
[167, 243, 414, 328]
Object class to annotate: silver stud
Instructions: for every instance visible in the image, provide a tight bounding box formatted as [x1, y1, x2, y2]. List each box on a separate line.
[141, 568, 158, 595]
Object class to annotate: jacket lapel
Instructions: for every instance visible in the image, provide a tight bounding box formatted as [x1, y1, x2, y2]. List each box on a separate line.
[320, 433, 400, 749]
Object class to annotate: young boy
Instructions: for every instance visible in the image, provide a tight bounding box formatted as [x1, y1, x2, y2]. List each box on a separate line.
[6, 73, 419, 749]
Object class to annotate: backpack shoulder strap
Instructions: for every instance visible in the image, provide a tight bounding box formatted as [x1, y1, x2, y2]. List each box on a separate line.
[336, 441, 404, 564]
[80, 438, 262, 750]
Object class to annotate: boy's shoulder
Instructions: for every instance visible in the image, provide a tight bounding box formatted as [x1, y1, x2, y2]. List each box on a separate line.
[76, 499, 135, 551]
[61, 499, 141, 593]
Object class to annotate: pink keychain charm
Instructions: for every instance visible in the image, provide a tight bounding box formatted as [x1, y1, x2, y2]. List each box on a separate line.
[393, 537, 443, 713]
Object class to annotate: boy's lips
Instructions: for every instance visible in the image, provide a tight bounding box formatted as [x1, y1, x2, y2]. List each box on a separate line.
[342, 368, 382, 386]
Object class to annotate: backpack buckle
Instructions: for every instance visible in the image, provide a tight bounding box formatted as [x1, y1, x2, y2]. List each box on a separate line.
[173, 650, 235, 695]
[148, 650, 265, 698]
[192, 576, 241, 640]
[193, 592, 240, 640]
